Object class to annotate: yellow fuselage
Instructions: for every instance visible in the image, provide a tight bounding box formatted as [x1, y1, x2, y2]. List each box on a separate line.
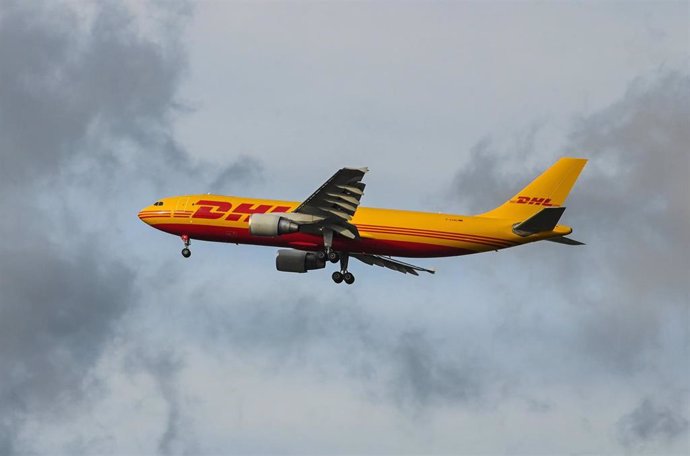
[138, 194, 571, 257]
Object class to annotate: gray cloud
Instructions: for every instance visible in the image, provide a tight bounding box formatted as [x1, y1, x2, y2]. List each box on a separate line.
[447, 68, 689, 451]
[450, 69, 689, 370]
[617, 398, 689, 449]
[0, 1, 193, 452]
[0, 2, 268, 452]
[562, 70, 688, 374]
[388, 329, 490, 411]
[124, 349, 190, 455]
[449, 122, 545, 215]
[210, 155, 264, 193]
[1, 1, 687, 453]
[187, 288, 499, 414]
[0, 240, 134, 452]
[0, 1, 190, 187]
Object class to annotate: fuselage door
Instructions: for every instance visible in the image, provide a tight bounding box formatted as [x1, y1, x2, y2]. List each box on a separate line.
[175, 197, 190, 220]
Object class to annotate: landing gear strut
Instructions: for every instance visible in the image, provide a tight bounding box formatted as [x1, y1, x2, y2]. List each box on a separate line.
[320, 228, 354, 284]
[331, 252, 355, 285]
[181, 234, 191, 258]
[317, 228, 334, 261]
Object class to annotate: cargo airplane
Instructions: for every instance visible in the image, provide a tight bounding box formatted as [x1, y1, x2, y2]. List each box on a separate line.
[139, 157, 587, 284]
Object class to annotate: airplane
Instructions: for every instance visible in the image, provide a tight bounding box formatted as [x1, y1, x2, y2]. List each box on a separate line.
[138, 157, 587, 284]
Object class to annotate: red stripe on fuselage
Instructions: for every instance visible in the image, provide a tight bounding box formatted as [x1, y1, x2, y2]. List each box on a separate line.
[358, 227, 509, 249]
[152, 223, 476, 258]
[356, 225, 515, 248]
[356, 224, 516, 245]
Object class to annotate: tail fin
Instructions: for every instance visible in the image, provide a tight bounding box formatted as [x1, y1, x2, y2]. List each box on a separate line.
[480, 157, 588, 220]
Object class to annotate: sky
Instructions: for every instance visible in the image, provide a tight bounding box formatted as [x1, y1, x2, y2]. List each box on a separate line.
[0, 0, 688, 454]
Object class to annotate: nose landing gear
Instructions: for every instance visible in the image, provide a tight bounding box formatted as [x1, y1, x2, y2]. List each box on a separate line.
[331, 253, 355, 285]
[181, 234, 191, 258]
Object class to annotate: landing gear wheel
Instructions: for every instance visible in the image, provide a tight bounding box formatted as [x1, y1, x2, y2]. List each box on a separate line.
[180, 234, 191, 258]
[332, 271, 344, 284]
[317, 251, 327, 261]
[343, 272, 355, 285]
[328, 251, 340, 263]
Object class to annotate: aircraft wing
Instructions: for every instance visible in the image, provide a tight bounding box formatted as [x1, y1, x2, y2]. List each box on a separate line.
[292, 167, 368, 239]
[352, 253, 436, 276]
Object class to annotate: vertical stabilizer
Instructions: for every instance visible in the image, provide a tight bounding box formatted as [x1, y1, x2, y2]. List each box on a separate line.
[480, 157, 587, 220]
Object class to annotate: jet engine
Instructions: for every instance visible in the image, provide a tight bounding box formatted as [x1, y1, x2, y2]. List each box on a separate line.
[248, 213, 300, 236]
[276, 249, 325, 273]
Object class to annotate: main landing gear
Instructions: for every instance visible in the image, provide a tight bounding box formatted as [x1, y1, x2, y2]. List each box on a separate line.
[331, 252, 354, 285]
[181, 234, 191, 258]
[317, 227, 354, 284]
[332, 270, 355, 285]
[317, 250, 340, 263]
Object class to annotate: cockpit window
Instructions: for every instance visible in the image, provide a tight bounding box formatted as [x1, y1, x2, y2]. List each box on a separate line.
[154, 201, 163, 206]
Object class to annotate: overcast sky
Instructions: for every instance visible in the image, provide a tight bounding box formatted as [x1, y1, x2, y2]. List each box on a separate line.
[1, 1, 688, 454]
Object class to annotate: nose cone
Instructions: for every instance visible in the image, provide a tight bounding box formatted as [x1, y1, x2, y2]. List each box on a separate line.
[138, 206, 154, 225]
[139, 201, 171, 225]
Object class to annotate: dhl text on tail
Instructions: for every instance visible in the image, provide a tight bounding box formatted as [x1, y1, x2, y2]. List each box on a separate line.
[139, 157, 587, 284]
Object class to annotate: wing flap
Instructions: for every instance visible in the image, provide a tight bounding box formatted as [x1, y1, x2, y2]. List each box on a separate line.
[320, 207, 353, 220]
[352, 253, 435, 275]
[336, 184, 365, 195]
[330, 224, 358, 240]
[323, 198, 358, 213]
[326, 193, 360, 205]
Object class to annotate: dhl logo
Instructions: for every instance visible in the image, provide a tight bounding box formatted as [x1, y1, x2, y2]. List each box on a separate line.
[192, 200, 292, 222]
[509, 196, 555, 206]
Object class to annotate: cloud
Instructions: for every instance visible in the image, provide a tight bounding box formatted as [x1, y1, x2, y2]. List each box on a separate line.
[449, 68, 689, 369]
[0, 240, 134, 451]
[617, 398, 689, 449]
[1, 1, 687, 453]
[0, 1, 190, 188]
[448, 123, 546, 215]
[180, 285, 500, 416]
[123, 349, 189, 455]
[0, 2, 268, 451]
[446, 67, 689, 452]
[562, 70, 689, 373]
[0, 0, 193, 451]
[389, 330, 489, 410]
[210, 155, 264, 193]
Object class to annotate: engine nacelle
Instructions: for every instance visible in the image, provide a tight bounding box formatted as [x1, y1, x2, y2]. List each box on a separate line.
[276, 249, 325, 273]
[248, 213, 299, 236]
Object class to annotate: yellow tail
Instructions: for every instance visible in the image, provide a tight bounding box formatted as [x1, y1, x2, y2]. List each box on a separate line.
[480, 157, 588, 220]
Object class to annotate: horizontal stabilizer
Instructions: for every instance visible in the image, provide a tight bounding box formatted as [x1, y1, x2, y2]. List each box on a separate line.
[513, 207, 566, 236]
[546, 236, 585, 246]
